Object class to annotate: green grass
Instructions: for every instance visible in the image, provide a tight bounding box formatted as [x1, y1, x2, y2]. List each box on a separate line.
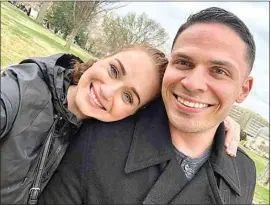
[1, 2, 269, 204]
[239, 144, 268, 175]
[239, 144, 269, 204]
[254, 184, 270, 205]
[1, 2, 93, 68]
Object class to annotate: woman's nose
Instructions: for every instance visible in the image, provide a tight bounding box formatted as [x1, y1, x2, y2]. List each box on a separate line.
[100, 83, 121, 101]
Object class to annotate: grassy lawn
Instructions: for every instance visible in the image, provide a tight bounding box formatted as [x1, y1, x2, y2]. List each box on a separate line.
[239, 144, 269, 204]
[254, 184, 270, 205]
[1, 2, 269, 205]
[239, 144, 268, 175]
[1, 2, 93, 68]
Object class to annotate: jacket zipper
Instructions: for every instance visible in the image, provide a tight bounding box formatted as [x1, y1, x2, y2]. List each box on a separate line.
[27, 115, 61, 205]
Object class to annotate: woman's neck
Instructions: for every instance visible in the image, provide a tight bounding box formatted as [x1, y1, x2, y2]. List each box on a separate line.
[67, 85, 86, 120]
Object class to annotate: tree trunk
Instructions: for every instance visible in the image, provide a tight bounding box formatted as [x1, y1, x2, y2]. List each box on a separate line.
[258, 162, 269, 187]
[64, 27, 79, 50]
[35, 1, 51, 24]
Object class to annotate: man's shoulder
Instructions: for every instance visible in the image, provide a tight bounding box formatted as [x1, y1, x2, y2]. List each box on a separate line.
[81, 97, 168, 141]
[85, 97, 166, 128]
[237, 147, 255, 162]
[236, 147, 256, 172]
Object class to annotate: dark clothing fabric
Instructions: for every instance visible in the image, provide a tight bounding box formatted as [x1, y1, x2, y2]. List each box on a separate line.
[1, 54, 82, 204]
[174, 145, 212, 179]
[38, 98, 256, 204]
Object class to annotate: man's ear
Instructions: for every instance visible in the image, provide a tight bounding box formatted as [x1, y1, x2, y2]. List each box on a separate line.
[236, 76, 253, 103]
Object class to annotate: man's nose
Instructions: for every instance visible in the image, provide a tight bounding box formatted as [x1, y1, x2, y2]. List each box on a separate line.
[100, 83, 122, 100]
[181, 66, 208, 92]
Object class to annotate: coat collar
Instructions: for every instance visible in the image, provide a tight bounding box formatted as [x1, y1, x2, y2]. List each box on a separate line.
[124, 98, 174, 173]
[54, 54, 82, 127]
[209, 123, 241, 195]
[125, 98, 241, 196]
[20, 54, 82, 127]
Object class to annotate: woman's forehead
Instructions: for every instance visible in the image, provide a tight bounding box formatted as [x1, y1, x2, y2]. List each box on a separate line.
[116, 51, 153, 74]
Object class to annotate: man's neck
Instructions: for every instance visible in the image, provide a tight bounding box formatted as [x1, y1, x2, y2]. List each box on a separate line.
[170, 124, 219, 158]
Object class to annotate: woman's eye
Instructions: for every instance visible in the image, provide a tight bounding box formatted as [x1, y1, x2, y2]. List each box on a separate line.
[123, 92, 133, 104]
[109, 65, 119, 79]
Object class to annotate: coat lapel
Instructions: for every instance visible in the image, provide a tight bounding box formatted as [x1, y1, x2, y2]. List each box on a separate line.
[170, 163, 221, 205]
[124, 98, 173, 174]
[209, 123, 241, 196]
[143, 158, 189, 204]
[125, 98, 189, 204]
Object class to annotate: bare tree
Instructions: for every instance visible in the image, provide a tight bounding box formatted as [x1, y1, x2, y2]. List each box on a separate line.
[35, 1, 51, 24]
[100, 12, 169, 53]
[65, 1, 125, 50]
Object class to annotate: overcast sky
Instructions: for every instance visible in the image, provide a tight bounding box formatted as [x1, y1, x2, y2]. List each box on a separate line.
[115, 2, 269, 121]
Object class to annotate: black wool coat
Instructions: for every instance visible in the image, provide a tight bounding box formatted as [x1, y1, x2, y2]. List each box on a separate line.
[38, 98, 256, 204]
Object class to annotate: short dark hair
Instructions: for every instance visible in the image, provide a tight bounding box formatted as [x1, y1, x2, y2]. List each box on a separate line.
[172, 7, 256, 71]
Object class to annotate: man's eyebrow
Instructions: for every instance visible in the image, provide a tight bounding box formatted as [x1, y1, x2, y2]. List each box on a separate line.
[131, 87, 141, 106]
[172, 52, 194, 61]
[115, 58, 126, 75]
[173, 53, 236, 68]
[210, 60, 235, 68]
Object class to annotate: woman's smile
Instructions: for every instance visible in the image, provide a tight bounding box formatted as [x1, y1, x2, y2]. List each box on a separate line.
[88, 83, 106, 111]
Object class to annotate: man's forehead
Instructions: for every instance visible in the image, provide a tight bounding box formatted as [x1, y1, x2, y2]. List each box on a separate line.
[173, 23, 245, 50]
[172, 24, 246, 59]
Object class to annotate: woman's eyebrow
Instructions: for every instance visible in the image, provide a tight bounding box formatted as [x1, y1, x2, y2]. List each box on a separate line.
[115, 58, 126, 75]
[114, 58, 140, 105]
[131, 87, 141, 106]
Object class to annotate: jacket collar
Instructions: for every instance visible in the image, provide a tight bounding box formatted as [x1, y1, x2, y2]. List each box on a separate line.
[21, 54, 82, 127]
[53, 54, 82, 127]
[125, 98, 241, 195]
[209, 123, 241, 195]
[124, 98, 174, 173]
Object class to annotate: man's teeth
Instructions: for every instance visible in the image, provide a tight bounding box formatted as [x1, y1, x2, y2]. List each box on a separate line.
[177, 96, 208, 108]
[90, 87, 103, 108]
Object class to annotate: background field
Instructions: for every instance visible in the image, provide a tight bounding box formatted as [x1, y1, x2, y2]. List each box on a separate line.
[1, 2, 92, 68]
[1, 2, 269, 204]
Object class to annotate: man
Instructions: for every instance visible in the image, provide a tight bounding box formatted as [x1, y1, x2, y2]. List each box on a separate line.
[38, 7, 256, 204]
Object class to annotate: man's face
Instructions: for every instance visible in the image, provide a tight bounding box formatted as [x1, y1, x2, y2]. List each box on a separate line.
[162, 23, 253, 134]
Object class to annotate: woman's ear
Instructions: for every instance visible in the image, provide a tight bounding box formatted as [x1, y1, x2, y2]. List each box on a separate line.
[236, 76, 253, 103]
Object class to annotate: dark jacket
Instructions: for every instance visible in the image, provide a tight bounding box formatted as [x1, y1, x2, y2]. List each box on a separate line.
[1, 54, 82, 204]
[38, 98, 256, 204]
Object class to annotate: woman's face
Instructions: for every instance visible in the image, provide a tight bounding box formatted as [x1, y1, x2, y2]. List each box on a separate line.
[75, 50, 161, 122]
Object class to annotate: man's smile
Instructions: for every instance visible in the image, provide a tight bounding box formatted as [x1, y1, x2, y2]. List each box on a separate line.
[172, 92, 215, 114]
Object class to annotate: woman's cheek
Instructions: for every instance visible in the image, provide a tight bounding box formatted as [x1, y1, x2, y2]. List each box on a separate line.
[111, 98, 134, 120]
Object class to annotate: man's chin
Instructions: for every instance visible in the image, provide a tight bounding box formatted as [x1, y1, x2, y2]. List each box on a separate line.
[168, 116, 213, 134]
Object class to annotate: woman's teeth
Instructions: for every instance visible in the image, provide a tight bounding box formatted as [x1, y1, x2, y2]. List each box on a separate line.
[177, 96, 208, 108]
[90, 87, 103, 108]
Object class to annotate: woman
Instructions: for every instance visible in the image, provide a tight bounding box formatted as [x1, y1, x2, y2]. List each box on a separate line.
[0, 44, 239, 204]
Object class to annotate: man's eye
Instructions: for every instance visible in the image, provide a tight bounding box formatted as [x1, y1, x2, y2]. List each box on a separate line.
[212, 68, 228, 76]
[174, 59, 192, 67]
[123, 92, 133, 104]
[109, 65, 119, 79]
